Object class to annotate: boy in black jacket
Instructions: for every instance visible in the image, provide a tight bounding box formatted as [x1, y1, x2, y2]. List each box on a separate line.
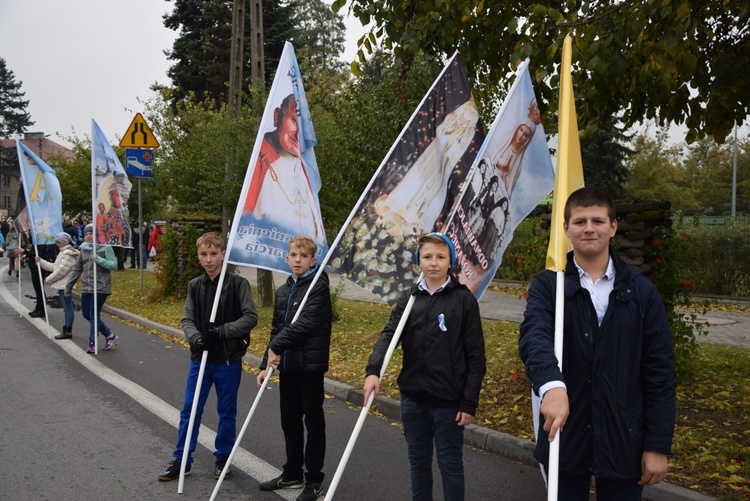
[158, 232, 258, 482]
[257, 236, 332, 501]
[364, 232, 486, 501]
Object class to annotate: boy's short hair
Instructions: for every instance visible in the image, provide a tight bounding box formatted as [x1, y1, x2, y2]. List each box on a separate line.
[563, 186, 616, 223]
[417, 232, 456, 268]
[288, 235, 317, 256]
[196, 232, 225, 251]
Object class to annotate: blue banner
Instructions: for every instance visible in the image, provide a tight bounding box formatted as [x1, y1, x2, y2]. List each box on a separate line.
[16, 141, 64, 245]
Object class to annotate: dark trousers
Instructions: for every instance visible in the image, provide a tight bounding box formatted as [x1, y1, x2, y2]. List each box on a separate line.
[543, 467, 644, 501]
[400, 395, 465, 501]
[29, 265, 44, 311]
[174, 358, 242, 463]
[129, 247, 140, 268]
[279, 371, 326, 484]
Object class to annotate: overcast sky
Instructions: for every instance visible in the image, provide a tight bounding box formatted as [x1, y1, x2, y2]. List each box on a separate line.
[0, 0, 365, 149]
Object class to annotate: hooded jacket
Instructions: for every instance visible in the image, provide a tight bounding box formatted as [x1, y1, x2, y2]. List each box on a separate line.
[519, 248, 675, 479]
[260, 265, 332, 375]
[39, 245, 79, 290]
[366, 276, 486, 416]
[64, 243, 117, 295]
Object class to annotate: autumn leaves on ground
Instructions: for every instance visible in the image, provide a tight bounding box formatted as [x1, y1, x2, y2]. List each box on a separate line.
[109, 270, 749, 500]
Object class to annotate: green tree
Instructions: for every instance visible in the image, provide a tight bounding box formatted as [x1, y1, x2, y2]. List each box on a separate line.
[141, 90, 259, 216]
[580, 119, 633, 199]
[0, 58, 33, 136]
[334, 0, 749, 144]
[624, 130, 696, 208]
[682, 136, 750, 214]
[161, 0, 298, 106]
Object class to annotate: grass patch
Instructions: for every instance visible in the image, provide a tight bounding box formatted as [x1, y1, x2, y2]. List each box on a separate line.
[110, 268, 749, 499]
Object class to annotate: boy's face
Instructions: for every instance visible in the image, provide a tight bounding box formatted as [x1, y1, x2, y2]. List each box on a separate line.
[286, 244, 315, 279]
[198, 244, 225, 277]
[564, 205, 617, 260]
[418, 241, 451, 280]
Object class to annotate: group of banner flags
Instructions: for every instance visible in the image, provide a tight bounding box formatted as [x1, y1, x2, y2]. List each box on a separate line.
[13, 120, 132, 257]
[12, 37, 582, 303]
[227, 40, 581, 306]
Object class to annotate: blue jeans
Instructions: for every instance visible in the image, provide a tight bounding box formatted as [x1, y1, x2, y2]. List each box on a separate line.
[141, 244, 149, 268]
[173, 358, 242, 464]
[400, 395, 465, 501]
[81, 293, 111, 344]
[58, 290, 74, 327]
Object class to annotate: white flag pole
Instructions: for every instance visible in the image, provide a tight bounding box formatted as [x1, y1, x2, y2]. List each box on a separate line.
[547, 271, 565, 500]
[324, 287, 418, 500]
[91, 120, 100, 355]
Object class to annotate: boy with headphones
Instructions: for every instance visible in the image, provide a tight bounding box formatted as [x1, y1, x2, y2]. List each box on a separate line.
[364, 232, 486, 501]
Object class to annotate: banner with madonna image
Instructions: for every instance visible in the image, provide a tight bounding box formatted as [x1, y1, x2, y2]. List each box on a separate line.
[444, 59, 555, 298]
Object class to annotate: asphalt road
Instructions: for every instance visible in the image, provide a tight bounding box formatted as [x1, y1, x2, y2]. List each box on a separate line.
[0, 270, 548, 501]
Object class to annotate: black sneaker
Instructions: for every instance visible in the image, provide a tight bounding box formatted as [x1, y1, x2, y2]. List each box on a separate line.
[29, 309, 45, 318]
[259, 474, 304, 490]
[297, 482, 324, 501]
[158, 459, 190, 481]
[214, 458, 231, 479]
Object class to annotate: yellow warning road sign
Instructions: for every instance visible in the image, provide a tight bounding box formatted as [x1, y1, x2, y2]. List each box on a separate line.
[119, 113, 160, 148]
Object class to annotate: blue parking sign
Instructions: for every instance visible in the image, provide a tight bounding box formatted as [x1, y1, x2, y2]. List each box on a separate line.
[125, 148, 154, 178]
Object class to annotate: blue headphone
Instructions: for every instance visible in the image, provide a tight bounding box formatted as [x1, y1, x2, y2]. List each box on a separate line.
[416, 232, 457, 268]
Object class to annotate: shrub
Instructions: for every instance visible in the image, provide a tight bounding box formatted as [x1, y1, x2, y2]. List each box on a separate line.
[494, 217, 547, 282]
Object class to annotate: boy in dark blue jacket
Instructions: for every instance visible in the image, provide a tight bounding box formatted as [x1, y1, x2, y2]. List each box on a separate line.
[257, 236, 332, 501]
[364, 232, 486, 501]
[519, 187, 675, 500]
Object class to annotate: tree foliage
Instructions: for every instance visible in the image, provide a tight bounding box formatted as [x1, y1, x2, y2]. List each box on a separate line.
[334, 0, 750, 144]
[579, 119, 633, 199]
[141, 89, 259, 216]
[624, 130, 696, 207]
[0, 58, 34, 137]
[161, 0, 298, 106]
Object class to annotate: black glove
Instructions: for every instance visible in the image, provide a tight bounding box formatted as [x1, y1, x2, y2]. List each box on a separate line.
[204, 324, 221, 340]
[193, 336, 207, 352]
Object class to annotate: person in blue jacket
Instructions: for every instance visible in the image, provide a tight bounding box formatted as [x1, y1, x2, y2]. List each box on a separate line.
[519, 186, 675, 500]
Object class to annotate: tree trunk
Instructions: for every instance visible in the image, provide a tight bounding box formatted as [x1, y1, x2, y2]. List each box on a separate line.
[257, 269, 275, 306]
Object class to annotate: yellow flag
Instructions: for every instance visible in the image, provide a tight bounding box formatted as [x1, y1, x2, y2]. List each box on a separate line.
[545, 36, 585, 271]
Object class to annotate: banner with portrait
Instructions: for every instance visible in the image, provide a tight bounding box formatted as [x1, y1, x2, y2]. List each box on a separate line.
[329, 53, 485, 305]
[227, 41, 328, 272]
[91, 119, 132, 247]
[444, 59, 555, 298]
[16, 140, 64, 245]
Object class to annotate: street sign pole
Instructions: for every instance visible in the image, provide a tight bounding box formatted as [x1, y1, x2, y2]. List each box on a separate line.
[138, 178, 144, 288]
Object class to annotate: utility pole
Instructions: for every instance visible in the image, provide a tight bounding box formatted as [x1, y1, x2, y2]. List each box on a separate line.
[247, 0, 275, 306]
[732, 123, 737, 218]
[223, 0, 246, 240]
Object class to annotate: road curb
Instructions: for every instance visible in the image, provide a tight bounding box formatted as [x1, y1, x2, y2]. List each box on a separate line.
[100, 302, 715, 501]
